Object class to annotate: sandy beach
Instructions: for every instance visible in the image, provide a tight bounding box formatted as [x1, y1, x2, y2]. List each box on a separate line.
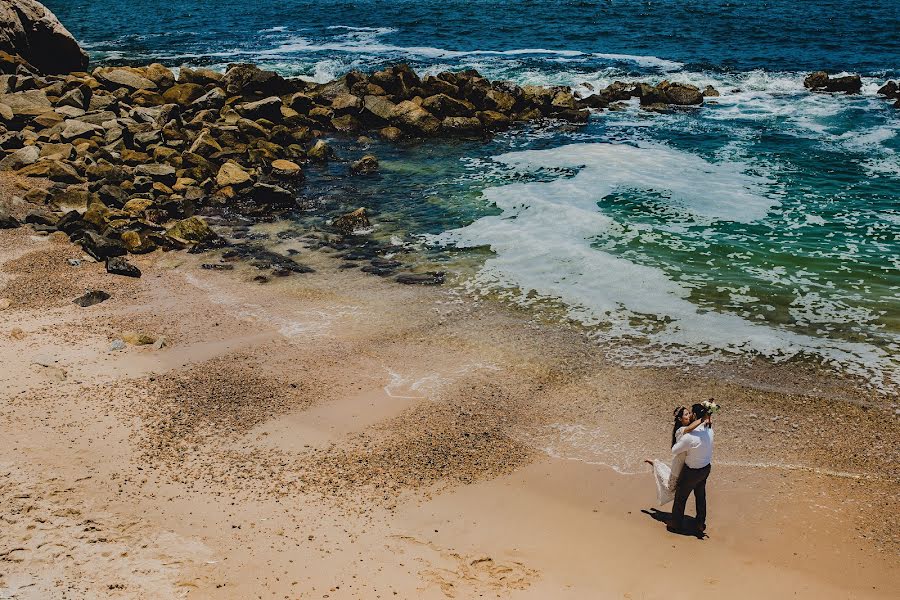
[1, 216, 897, 599]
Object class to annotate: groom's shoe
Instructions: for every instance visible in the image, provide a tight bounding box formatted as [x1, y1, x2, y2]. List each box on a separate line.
[696, 523, 706, 534]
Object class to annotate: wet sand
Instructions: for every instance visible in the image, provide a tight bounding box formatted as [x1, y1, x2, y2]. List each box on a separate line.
[0, 227, 897, 599]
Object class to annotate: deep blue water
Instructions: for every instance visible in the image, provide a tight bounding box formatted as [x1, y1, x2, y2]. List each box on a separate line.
[45, 1, 900, 390]
[48, 1, 900, 74]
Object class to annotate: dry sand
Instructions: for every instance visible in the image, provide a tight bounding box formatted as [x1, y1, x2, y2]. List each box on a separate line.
[0, 226, 897, 599]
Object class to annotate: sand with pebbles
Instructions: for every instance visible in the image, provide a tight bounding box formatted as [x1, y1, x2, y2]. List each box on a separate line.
[0, 224, 898, 599]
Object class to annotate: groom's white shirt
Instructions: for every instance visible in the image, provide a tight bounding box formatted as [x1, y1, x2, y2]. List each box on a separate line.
[671, 424, 714, 469]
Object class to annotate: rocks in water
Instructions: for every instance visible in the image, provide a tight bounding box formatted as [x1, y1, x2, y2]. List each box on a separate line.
[0, 0, 89, 74]
[703, 85, 720, 97]
[395, 272, 445, 285]
[332, 207, 370, 234]
[660, 82, 704, 105]
[804, 71, 862, 94]
[73, 290, 110, 307]
[350, 154, 379, 175]
[878, 80, 899, 99]
[249, 182, 294, 206]
[307, 139, 335, 162]
[877, 81, 900, 108]
[106, 256, 141, 278]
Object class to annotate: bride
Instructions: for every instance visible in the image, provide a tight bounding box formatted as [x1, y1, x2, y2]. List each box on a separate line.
[645, 406, 706, 506]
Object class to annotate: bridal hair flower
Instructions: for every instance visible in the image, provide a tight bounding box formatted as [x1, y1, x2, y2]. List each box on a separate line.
[701, 399, 721, 415]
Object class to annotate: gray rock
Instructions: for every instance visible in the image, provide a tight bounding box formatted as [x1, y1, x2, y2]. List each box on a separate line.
[0, 89, 51, 117]
[0, 209, 20, 228]
[60, 119, 103, 141]
[106, 256, 141, 278]
[135, 163, 176, 185]
[0, 144, 39, 169]
[93, 67, 156, 91]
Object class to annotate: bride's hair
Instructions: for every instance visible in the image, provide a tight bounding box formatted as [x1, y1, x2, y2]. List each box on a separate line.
[672, 406, 688, 446]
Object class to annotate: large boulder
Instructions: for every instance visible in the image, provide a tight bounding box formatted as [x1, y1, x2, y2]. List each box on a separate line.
[0, 0, 88, 74]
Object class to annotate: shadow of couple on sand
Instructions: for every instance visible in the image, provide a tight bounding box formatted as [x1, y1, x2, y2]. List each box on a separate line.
[642, 508, 708, 539]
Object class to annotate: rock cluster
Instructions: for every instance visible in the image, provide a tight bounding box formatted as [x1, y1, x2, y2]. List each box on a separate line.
[0, 57, 599, 262]
[575, 80, 713, 112]
[803, 71, 862, 94]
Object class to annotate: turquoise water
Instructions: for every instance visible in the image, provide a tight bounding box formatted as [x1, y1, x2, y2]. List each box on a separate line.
[48, 1, 900, 390]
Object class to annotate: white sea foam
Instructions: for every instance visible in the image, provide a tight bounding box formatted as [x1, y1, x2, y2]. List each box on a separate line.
[429, 143, 898, 390]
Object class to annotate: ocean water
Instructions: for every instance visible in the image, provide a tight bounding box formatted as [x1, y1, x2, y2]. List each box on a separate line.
[48, 1, 900, 391]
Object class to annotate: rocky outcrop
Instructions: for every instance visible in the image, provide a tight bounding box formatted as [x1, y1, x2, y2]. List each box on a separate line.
[0, 59, 720, 266]
[804, 71, 862, 94]
[0, 0, 88, 74]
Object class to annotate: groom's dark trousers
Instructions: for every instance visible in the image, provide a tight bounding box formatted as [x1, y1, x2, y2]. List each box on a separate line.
[672, 464, 711, 529]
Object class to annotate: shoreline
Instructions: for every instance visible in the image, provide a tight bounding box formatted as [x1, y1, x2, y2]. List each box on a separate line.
[1, 226, 897, 598]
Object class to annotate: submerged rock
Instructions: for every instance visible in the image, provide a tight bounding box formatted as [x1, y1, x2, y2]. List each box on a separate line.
[350, 154, 379, 175]
[332, 207, 370, 234]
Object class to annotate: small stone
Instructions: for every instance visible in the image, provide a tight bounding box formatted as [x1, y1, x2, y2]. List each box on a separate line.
[0, 298, 10, 310]
[109, 339, 126, 351]
[106, 256, 141, 278]
[73, 290, 110, 307]
[67, 258, 81, 267]
[152, 336, 168, 350]
[9, 327, 25, 340]
[122, 331, 156, 346]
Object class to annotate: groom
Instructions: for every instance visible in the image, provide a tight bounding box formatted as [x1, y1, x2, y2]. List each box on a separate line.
[668, 403, 714, 534]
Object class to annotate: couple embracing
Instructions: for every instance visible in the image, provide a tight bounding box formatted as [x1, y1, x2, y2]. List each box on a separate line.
[647, 401, 717, 535]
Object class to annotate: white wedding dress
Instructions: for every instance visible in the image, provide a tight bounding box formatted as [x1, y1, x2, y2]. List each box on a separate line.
[651, 427, 686, 506]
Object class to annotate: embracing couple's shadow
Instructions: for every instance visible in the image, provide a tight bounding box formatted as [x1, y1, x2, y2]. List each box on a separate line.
[642, 508, 708, 539]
